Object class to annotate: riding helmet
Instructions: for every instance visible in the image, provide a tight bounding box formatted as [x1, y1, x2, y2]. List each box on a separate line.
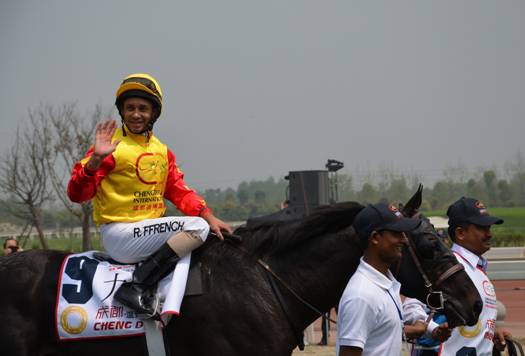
[115, 73, 163, 120]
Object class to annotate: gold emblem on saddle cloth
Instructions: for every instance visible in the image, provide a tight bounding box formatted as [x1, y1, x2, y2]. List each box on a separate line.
[61, 305, 88, 334]
[458, 320, 482, 338]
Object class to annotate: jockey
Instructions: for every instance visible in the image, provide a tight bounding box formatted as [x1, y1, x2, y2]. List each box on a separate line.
[67, 73, 232, 316]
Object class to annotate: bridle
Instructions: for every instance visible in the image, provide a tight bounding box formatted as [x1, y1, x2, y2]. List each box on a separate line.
[403, 230, 465, 315]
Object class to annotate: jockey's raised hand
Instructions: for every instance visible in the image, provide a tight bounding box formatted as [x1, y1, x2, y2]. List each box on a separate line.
[86, 119, 121, 172]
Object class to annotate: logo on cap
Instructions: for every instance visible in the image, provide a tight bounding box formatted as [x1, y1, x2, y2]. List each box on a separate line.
[388, 204, 403, 218]
[475, 200, 488, 215]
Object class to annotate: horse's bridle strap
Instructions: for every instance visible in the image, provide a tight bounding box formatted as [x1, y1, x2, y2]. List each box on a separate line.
[434, 263, 464, 287]
[405, 234, 464, 292]
[406, 236, 433, 289]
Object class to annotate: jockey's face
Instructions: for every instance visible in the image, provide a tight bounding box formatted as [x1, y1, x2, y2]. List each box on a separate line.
[122, 97, 154, 134]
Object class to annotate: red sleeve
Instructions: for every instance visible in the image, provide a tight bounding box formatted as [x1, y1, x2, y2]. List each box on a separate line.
[67, 146, 116, 203]
[164, 149, 210, 217]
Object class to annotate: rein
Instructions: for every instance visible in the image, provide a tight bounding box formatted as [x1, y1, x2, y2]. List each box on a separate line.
[223, 236, 336, 350]
[256, 258, 337, 324]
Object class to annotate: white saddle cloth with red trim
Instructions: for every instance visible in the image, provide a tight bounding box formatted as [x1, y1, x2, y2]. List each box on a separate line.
[56, 251, 190, 340]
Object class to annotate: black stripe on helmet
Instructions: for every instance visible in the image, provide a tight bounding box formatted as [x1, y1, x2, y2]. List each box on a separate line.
[121, 77, 162, 99]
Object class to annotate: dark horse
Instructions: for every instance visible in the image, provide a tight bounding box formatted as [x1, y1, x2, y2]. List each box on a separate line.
[0, 192, 482, 356]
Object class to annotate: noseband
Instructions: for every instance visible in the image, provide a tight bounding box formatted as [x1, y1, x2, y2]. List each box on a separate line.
[404, 233, 464, 311]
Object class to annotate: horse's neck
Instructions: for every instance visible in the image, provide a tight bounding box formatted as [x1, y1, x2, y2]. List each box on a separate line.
[270, 233, 362, 328]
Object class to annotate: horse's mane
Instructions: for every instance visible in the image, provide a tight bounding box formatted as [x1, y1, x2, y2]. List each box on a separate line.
[235, 201, 364, 257]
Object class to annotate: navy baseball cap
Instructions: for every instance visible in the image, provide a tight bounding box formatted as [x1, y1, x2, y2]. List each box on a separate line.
[354, 203, 421, 241]
[447, 197, 503, 227]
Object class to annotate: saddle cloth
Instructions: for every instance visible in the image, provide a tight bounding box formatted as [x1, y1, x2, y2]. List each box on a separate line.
[56, 251, 190, 340]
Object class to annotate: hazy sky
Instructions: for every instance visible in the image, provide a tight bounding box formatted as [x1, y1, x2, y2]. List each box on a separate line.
[1, 1, 524, 190]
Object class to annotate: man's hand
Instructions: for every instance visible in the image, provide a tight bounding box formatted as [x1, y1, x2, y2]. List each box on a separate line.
[493, 327, 512, 351]
[202, 211, 232, 241]
[87, 119, 121, 171]
[404, 320, 428, 339]
[431, 322, 452, 342]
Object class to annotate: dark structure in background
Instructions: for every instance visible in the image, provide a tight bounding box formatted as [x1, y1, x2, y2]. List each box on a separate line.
[246, 160, 344, 228]
[286, 159, 344, 216]
[326, 159, 344, 203]
[246, 160, 344, 343]
[286, 160, 344, 346]
[287, 170, 330, 217]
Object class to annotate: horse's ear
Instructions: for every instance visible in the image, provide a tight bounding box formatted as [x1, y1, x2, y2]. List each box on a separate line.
[402, 184, 423, 217]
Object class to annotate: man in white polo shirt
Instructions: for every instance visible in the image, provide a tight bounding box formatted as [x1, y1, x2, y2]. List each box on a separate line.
[337, 203, 420, 356]
[440, 197, 511, 356]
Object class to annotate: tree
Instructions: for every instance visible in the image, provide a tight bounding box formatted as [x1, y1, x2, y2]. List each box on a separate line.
[386, 177, 409, 203]
[466, 178, 482, 201]
[497, 180, 513, 207]
[338, 173, 355, 201]
[254, 190, 266, 204]
[506, 151, 525, 206]
[43, 103, 104, 250]
[237, 182, 249, 205]
[482, 170, 498, 206]
[357, 183, 379, 204]
[0, 117, 54, 249]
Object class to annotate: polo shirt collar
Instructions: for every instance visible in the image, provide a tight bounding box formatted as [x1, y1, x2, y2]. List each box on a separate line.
[358, 257, 398, 291]
[451, 243, 486, 270]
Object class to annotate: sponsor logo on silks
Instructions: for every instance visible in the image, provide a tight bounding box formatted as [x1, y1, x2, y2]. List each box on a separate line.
[459, 320, 482, 338]
[135, 152, 167, 185]
[482, 280, 496, 297]
[388, 204, 403, 218]
[483, 319, 496, 341]
[61, 305, 89, 334]
[485, 297, 498, 309]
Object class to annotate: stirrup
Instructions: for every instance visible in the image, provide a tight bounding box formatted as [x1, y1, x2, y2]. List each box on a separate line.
[114, 283, 161, 319]
[136, 293, 161, 319]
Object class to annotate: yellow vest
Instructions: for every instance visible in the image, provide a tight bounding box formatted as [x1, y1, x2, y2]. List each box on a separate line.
[88, 128, 169, 224]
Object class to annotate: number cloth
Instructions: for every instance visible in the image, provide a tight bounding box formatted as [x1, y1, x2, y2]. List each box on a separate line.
[56, 251, 191, 340]
[336, 257, 404, 356]
[439, 244, 498, 356]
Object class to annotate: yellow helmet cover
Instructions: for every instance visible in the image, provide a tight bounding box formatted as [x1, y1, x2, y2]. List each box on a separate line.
[115, 73, 163, 115]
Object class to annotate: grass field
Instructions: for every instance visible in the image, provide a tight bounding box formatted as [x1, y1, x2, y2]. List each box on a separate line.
[24, 233, 104, 252]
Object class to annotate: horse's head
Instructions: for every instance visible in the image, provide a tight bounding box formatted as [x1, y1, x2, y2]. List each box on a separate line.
[393, 185, 483, 327]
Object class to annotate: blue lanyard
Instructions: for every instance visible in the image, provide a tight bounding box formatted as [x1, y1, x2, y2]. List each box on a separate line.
[386, 290, 403, 322]
[386, 290, 405, 341]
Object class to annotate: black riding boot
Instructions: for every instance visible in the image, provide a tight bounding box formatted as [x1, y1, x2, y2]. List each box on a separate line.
[114, 243, 180, 316]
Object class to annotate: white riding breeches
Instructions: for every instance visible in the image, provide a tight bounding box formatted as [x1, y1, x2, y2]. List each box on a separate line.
[100, 216, 210, 264]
